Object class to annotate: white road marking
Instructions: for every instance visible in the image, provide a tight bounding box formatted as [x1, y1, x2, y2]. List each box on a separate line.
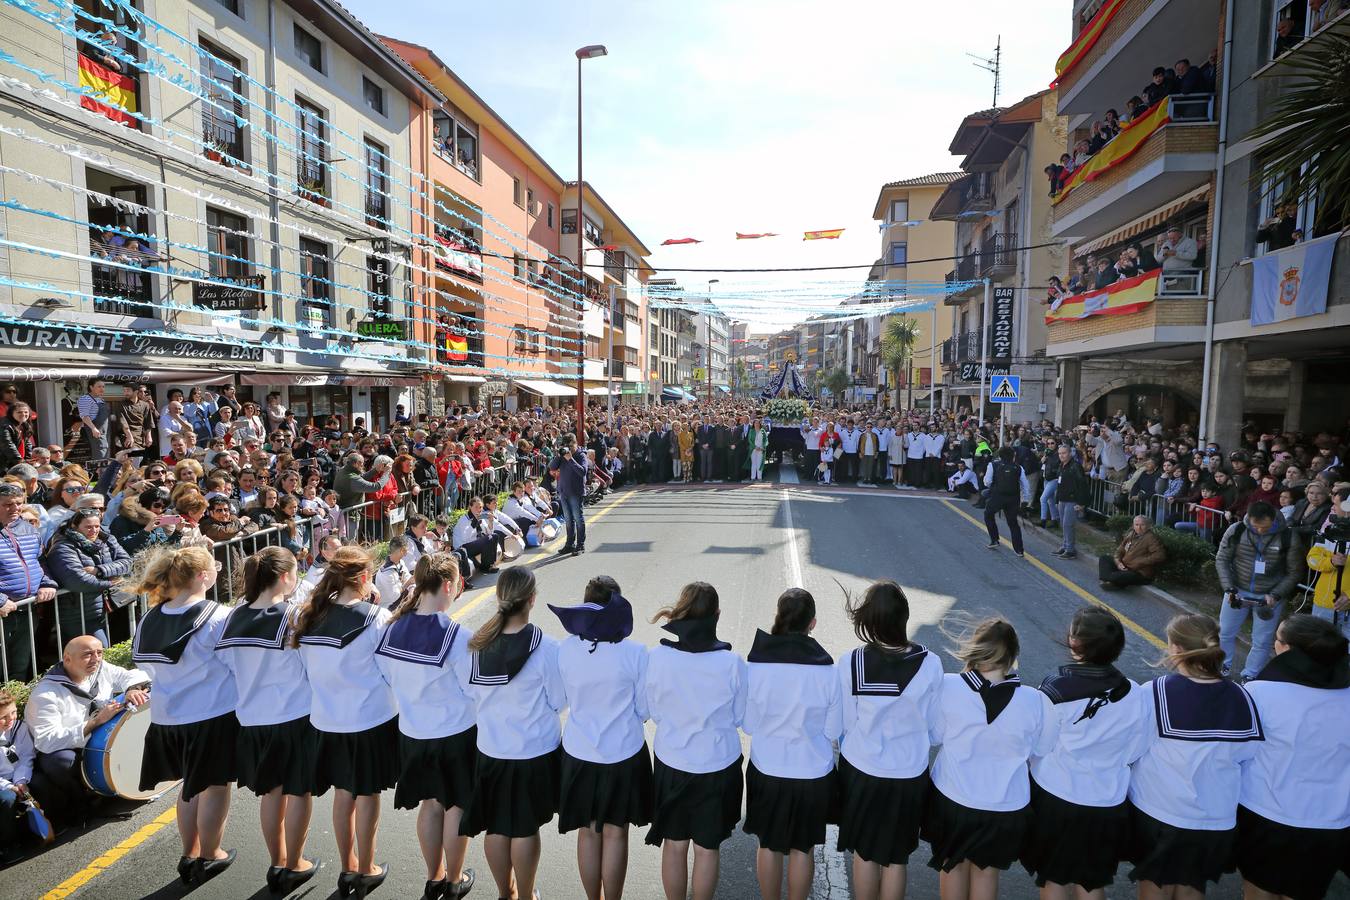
[783, 489, 804, 588]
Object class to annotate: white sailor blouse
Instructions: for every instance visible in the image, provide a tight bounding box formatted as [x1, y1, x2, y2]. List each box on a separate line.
[836, 643, 943, 780]
[131, 600, 236, 726]
[214, 602, 311, 728]
[295, 601, 396, 733]
[375, 612, 475, 741]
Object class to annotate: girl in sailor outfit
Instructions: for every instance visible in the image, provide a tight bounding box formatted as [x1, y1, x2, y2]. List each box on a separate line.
[1022, 607, 1151, 900]
[835, 581, 943, 900]
[129, 546, 240, 887]
[215, 546, 320, 895]
[550, 575, 653, 900]
[1127, 613, 1264, 899]
[374, 553, 477, 900]
[294, 532, 342, 605]
[1236, 614, 1350, 900]
[373, 537, 413, 609]
[644, 582, 747, 900]
[484, 495, 527, 557]
[922, 617, 1058, 900]
[452, 495, 504, 576]
[505, 482, 543, 542]
[456, 565, 563, 900]
[291, 545, 398, 899]
[743, 588, 842, 900]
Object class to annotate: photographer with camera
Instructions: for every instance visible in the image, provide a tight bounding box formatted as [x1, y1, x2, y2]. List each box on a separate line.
[1216, 501, 1306, 681]
[1306, 493, 1350, 640]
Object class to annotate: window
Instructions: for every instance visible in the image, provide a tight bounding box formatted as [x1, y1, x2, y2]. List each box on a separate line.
[889, 242, 908, 266]
[206, 207, 249, 279]
[586, 336, 603, 358]
[293, 24, 323, 73]
[526, 187, 535, 211]
[1255, 160, 1319, 255]
[296, 98, 327, 200]
[513, 177, 524, 208]
[213, 0, 239, 13]
[514, 326, 529, 354]
[561, 208, 577, 234]
[199, 40, 245, 165]
[513, 254, 524, 280]
[526, 258, 540, 284]
[364, 138, 388, 226]
[432, 107, 479, 180]
[547, 202, 555, 229]
[367, 254, 390, 317]
[361, 76, 385, 115]
[568, 212, 602, 245]
[299, 238, 330, 311]
[889, 198, 908, 224]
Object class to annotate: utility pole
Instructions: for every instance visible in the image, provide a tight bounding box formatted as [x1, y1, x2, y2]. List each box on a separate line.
[706, 279, 719, 402]
[573, 44, 607, 443]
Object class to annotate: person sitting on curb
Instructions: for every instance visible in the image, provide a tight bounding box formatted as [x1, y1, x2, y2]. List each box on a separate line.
[1098, 515, 1167, 589]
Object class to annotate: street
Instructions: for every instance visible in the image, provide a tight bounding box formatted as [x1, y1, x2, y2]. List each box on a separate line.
[17, 483, 1345, 900]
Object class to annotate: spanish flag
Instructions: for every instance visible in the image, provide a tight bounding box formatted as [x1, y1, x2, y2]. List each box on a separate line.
[661, 237, 701, 246]
[1046, 269, 1160, 324]
[736, 232, 778, 240]
[444, 329, 469, 362]
[803, 229, 844, 241]
[1053, 99, 1171, 205]
[78, 54, 137, 127]
[1052, 0, 1127, 86]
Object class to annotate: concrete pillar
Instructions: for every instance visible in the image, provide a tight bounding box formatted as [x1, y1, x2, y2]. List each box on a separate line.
[1206, 340, 1247, 452]
[1284, 360, 1305, 432]
[1055, 358, 1082, 428]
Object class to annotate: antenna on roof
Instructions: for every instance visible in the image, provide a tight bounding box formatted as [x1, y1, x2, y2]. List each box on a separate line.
[967, 35, 1001, 109]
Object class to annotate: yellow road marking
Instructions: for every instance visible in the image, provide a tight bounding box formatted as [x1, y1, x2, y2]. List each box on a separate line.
[41, 806, 177, 900]
[451, 491, 636, 622]
[941, 500, 1167, 651]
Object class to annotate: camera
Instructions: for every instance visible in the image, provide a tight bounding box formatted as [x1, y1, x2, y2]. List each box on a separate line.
[1321, 517, 1350, 544]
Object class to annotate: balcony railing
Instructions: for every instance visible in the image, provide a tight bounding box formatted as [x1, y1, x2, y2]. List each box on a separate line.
[432, 234, 484, 280]
[296, 159, 328, 205]
[91, 239, 155, 317]
[954, 253, 979, 284]
[1168, 92, 1214, 124]
[1156, 267, 1205, 298]
[202, 111, 245, 168]
[959, 172, 995, 212]
[979, 232, 1018, 275]
[365, 193, 389, 228]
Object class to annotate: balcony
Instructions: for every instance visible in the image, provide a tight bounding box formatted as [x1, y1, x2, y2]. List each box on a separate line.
[1046, 295, 1207, 358]
[296, 159, 329, 208]
[91, 240, 155, 318]
[940, 326, 995, 366]
[432, 233, 484, 281]
[202, 112, 247, 170]
[365, 193, 389, 230]
[1052, 98, 1218, 244]
[979, 232, 1018, 277]
[1055, 0, 1222, 118]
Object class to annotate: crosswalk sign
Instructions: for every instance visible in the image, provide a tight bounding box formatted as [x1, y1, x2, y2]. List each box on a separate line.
[990, 375, 1020, 403]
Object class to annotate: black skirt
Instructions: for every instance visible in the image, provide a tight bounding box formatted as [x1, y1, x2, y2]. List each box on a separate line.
[835, 756, 927, 866]
[459, 746, 561, 838]
[558, 744, 654, 834]
[1127, 803, 1235, 891]
[311, 716, 401, 797]
[742, 760, 835, 854]
[645, 755, 743, 850]
[1020, 778, 1129, 890]
[922, 785, 1032, 873]
[394, 727, 478, 811]
[1236, 805, 1350, 900]
[236, 715, 318, 797]
[140, 712, 239, 802]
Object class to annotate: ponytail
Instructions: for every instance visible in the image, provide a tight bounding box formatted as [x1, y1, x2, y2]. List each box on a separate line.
[771, 587, 815, 635]
[128, 545, 215, 607]
[390, 553, 462, 623]
[242, 546, 297, 603]
[1161, 613, 1225, 678]
[469, 566, 535, 652]
[291, 545, 370, 647]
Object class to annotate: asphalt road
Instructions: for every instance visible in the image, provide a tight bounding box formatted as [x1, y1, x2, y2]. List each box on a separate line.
[15, 480, 1347, 900]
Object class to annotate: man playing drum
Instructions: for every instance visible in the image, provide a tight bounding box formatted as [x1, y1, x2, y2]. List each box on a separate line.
[24, 635, 150, 824]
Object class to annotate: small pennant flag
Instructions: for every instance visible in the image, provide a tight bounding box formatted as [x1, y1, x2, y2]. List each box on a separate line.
[661, 237, 701, 246]
[803, 229, 845, 241]
[599, 243, 619, 251]
[736, 232, 778, 240]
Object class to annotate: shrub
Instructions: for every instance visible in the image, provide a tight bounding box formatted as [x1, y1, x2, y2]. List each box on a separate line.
[1103, 514, 1220, 591]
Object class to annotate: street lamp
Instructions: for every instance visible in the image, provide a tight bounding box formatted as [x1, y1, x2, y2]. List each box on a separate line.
[574, 43, 607, 443]
[706, 279, 719, 402]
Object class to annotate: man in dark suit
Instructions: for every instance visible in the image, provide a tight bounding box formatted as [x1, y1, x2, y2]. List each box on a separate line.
[1174, 58, 1204, 95]
[628, 428, 648, 484]
[713, 418, 732, 482]
[648, 423, 669, 483]
[697, 420, 716, 482]
[730, 415, 751, 482]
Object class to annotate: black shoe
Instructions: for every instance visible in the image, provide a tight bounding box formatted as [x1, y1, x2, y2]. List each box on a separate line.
[1060, 551, 1078, 560]
[339, 871, 357, 898]
[422, 878, 447, 900]
[350, 863, 389, 900]
[267, 865, 285, 893]
[277, 859, 322, 895]
[445, 869, 475, 898]
[556, 545, 575, 556]
[481, 565, 499, 574]
[573, 547, 585, 555]
[195, 849, 237, 884]
[178, 855, 197, 887]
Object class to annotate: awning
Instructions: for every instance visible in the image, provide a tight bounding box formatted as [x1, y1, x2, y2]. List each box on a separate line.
[0, 365, 232, 385]
[661, 386, 685, 399]
[1073, 184, 1210, 258]
[716, 384, 731, 393]
[239, 372, 422, 387]
[585, 386, 618, 397]
[444, 373, 486, 384]
[515, 379, 575, 398]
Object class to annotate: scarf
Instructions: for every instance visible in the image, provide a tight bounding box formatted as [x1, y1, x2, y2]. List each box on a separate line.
[376, 613, 459, 667]
[961, 669, 1022, 724]
[747, 630, 832, 666]
[132, 600, 214, 665]
[469, 623, 542, 685]
[1039, 663, 1131, 723]
[1254, 647, 1350, 690]
[659, 616, 731, 653]
[548, 591, 634, 652]
[850, 644, 928, 696]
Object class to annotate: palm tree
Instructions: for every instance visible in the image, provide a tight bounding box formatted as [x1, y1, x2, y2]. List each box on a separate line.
[1247, 31, 1350, 232]
[879, 316, 921, 409]
[824, 368, 849, 406]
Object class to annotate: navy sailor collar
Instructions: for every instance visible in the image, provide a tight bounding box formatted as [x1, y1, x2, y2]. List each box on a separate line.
[470, 623, 542, 685]
[961, 669, 1022, 724]
[216, 603, 292, 651]
[1039, 663, 1131, 723]
[376, 612, 459, 667]
[296, 601, 380, 650]
[747, 630, 832, 666]
[1153, 674, 1264, 743]
[1253, 648, 1350, 690]
[659, 616, 731, 654]
[132, 600, 215, 665]
[549, 592, 634, 649]
[851, 643, 928, 696]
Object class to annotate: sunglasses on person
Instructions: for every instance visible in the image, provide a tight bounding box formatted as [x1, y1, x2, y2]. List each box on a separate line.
[63, 485, 87, 495]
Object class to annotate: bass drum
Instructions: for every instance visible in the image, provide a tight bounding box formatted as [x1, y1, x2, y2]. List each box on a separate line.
[83, 699, 181, 800]
[501, 532, 526, 560]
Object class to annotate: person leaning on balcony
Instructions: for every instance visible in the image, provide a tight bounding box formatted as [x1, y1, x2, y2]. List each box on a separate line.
[1256, 201, 1298, 251]
[1124, 95, 1148, 122]
[1099, 516, 1167, 590]
[1093, 257, 1119, 290]
[1273, 16, 1302, 56]
[1157, 226, 1198, 272]
[1142, 66, 1173, 107]
[1174, 58, 1204, 95]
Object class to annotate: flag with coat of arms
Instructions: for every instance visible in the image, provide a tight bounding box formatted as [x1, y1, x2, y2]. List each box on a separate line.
[1250, 232, 1339, 326]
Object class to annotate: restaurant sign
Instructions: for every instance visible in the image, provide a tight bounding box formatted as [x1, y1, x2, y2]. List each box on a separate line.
[192, 275, 266, 311]
[355, 319, 407, 341]
[0, 323, 266, 363]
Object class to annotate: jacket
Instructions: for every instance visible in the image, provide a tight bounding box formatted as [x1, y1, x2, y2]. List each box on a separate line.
[1056, 460, 1092, 506]
[1307, 525, 1347, 611]
[110, 496, 176, 555]
[43, 528, 132, 635]
[24, 660, 150, 753]
[0, 518, 56, 600]
[1289, 498, 1333, 542]
[333, 463, 391, 508]
[0, 419, 31, 471]
[1216, 515, 1305, 600]
[1115, 530, 1168, 580]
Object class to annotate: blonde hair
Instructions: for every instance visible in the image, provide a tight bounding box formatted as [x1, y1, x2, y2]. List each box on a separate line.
[129, 545, 215, 606]
[291, 545, 370, 647]
[174, 458, 204, 482]
[390, 553, 462, 622]
[950, 616, 1020, 673]
[469, 566, 535, 652]
[1161, 613, 1225, 678]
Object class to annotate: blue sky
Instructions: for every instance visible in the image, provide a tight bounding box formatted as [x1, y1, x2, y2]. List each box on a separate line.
[348, 0, 1070, 328]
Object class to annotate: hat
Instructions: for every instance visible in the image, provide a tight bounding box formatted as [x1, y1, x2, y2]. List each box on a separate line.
[548, 591, 633, 645]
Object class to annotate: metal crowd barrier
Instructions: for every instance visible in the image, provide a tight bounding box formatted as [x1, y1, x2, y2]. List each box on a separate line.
[1, 589, 150, 684]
